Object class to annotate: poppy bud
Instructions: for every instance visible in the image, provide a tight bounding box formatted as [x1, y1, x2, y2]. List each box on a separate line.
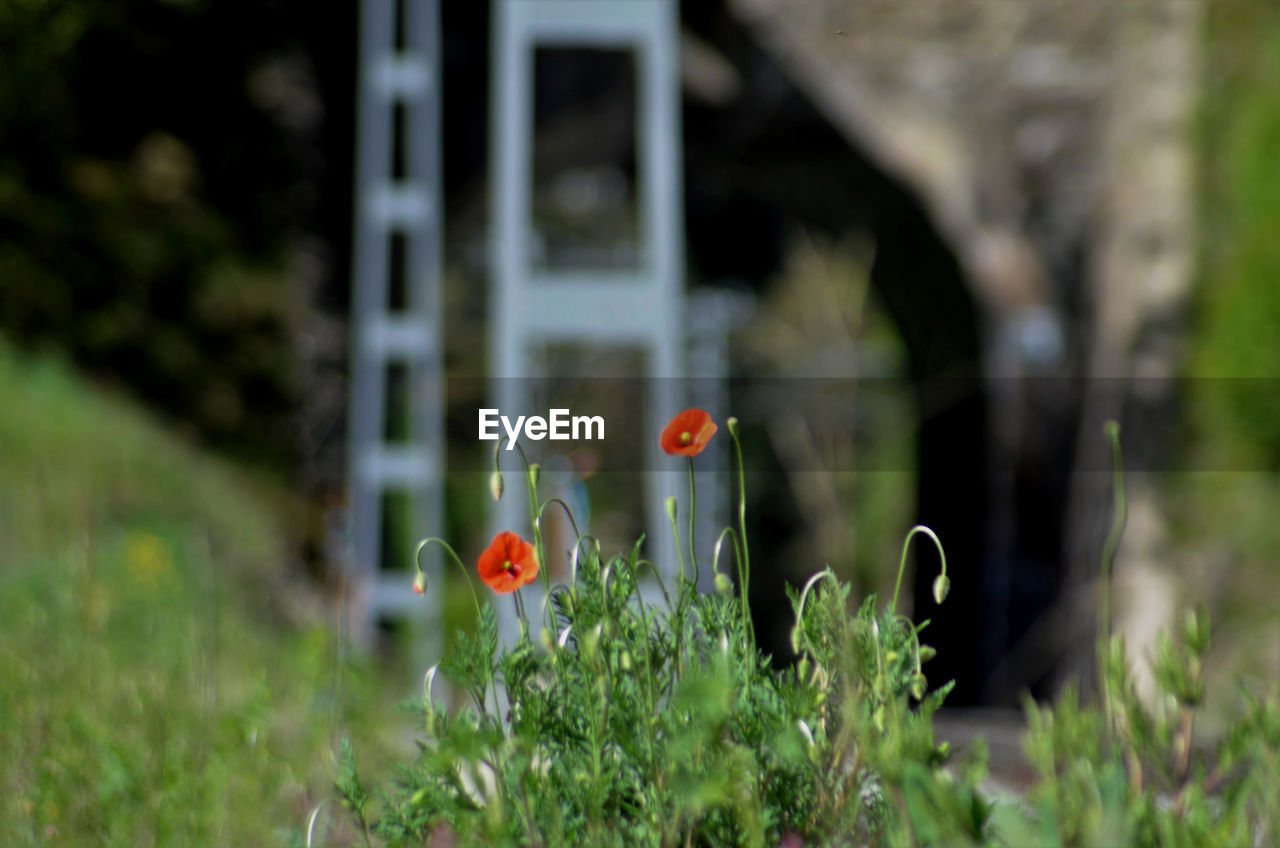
[726, 416, 740, 439]
[528, 462, 541, 489]
[714, 573, 733, 595]
[412, 571, 427, 595]
[665, 495, 678, 523]
[489, 470, 505, 502]
[932, 573, 951, 605]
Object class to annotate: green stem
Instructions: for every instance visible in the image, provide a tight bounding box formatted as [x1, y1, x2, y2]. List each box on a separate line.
[526, 466, 548, 593]
[1099, 420, 1126, 651]
[687, 456, 698, 587]
[1099, 420, 1127, 731]
[665, 503, 687, 681]
[633, 558, 671, 607]
[666, 500, 687, 587]
[728, 419, 752, 626]
[513, 590, 530, 638]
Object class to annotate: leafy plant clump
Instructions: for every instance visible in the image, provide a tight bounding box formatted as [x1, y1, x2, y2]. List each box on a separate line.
[336, 414, 1280, 847]
[337, 413, 980, 847]
[992, 424, 1280, 848]
[997, 609, 1280, 848]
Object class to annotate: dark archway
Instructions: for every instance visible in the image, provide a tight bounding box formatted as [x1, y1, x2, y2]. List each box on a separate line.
[681, 10, 991, 704]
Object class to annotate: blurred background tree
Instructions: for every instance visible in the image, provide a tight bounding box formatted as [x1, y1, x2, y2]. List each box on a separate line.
[0, 0, 350, 480]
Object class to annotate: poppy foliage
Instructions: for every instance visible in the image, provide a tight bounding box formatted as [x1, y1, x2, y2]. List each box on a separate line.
[660, 408, 717, 457]
[477, 531, 539, 594]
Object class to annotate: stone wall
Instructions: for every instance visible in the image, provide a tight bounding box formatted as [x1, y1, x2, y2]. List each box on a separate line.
[728, 0, 1204, 698]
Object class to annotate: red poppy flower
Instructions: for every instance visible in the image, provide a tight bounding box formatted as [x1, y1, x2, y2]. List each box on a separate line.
[660, 409, 718, 457]
[477, 531, 539, 594]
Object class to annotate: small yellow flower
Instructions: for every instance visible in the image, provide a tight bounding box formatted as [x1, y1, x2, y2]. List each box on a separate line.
[125, 531, 173, 589]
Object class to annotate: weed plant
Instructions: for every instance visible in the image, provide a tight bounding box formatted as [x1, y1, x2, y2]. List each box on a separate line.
[338, 414, 1280, 847]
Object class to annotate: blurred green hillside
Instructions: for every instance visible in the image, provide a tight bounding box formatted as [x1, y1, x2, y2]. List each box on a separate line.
[1194, 0, 1280, 452]
[0, 339, 380, 845]
[1169, 0, 1280, 695]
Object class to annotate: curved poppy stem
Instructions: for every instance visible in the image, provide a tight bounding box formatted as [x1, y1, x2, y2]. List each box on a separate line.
[538, 495, 584, 598]
[889, 525, 946, 617]
[710, 527, 741, 580]
[491, 437, 548, 592]
[540, 583, 576, 629]
[538, 496, 583, 545]
[791, 568, 841, 654]
[489, 436, 534, 505]
[568, 532, 601, 587]
[305, 801, 329, 848]
[415, 537, 480, 617]
[491, 436, 534, 478]
[711, 528, 751, 627]
[633, 558, 671, 607]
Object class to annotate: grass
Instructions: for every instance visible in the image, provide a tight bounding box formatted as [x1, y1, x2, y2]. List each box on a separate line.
[1163, 0, 1280, 709]
[1193, 0, 1280, 460]
[0, 338, 381, 845]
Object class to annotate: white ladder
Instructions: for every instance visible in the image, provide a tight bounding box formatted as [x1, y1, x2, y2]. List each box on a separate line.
[490, 0, 686, 635]
[347, 0, 443, 644]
